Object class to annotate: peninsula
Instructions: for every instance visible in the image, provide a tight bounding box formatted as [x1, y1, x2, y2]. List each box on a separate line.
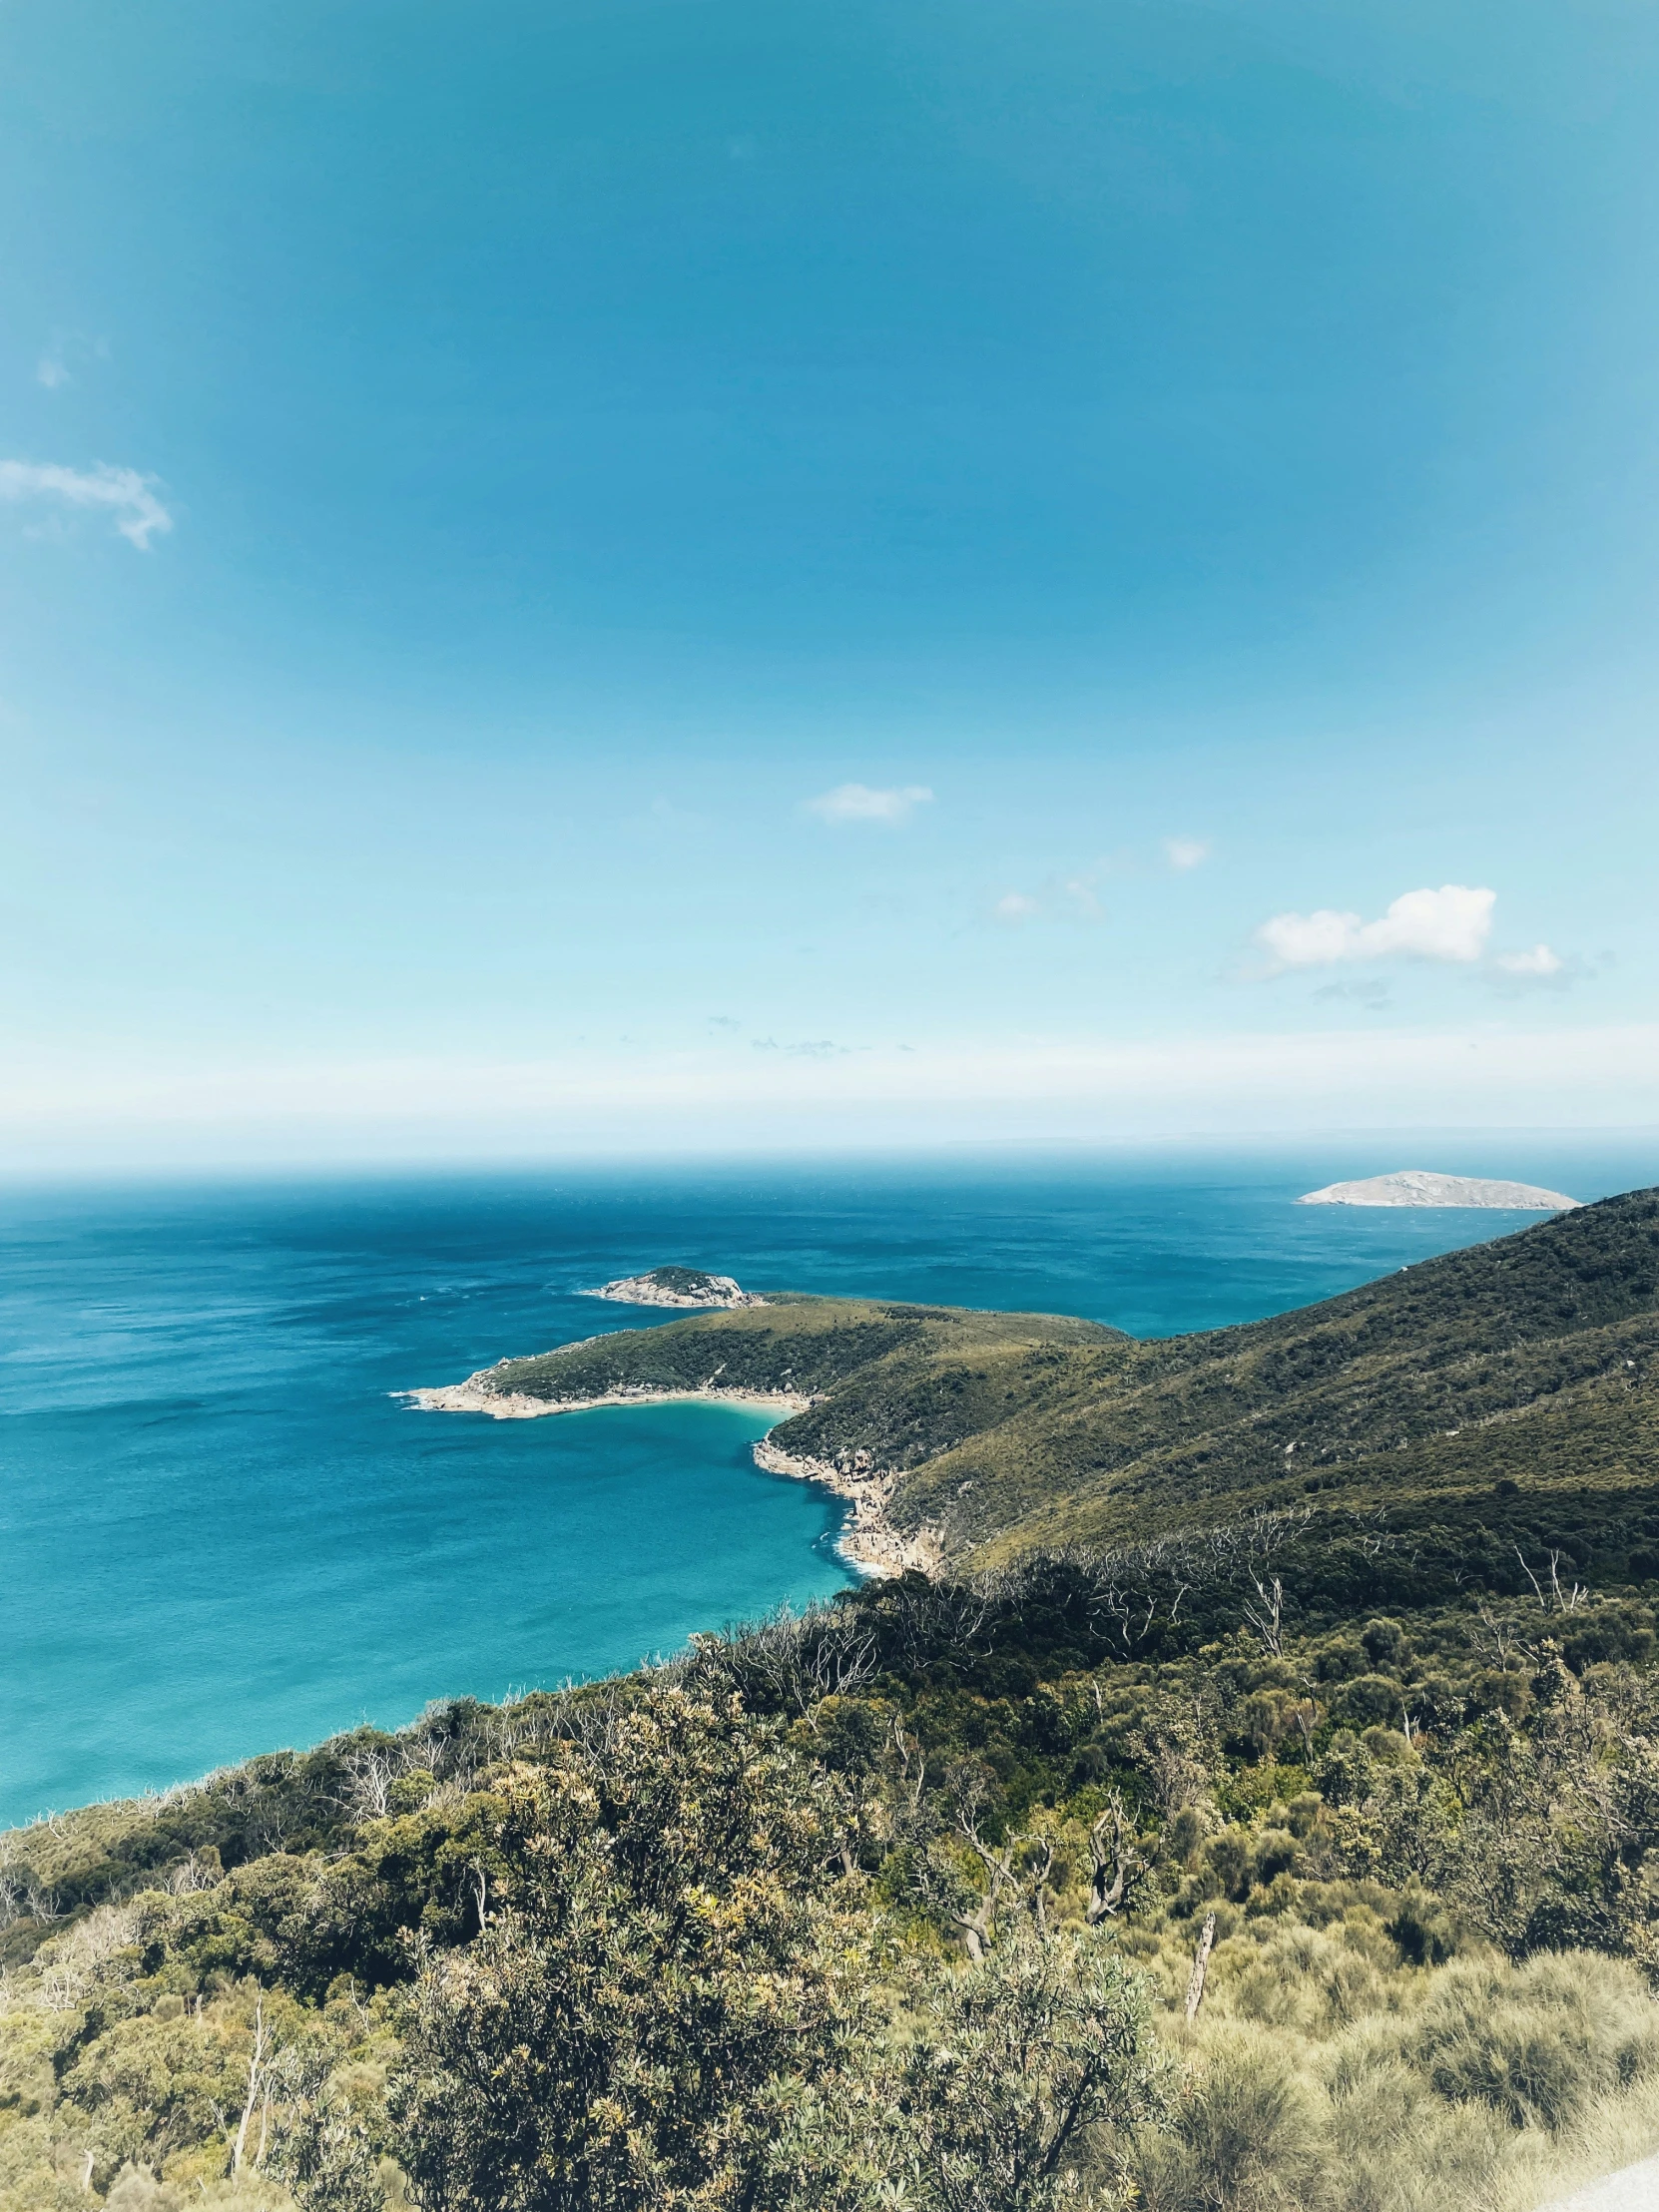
[1297, 1168, 1580, 1209]
[414, 1188, 1658, 1584]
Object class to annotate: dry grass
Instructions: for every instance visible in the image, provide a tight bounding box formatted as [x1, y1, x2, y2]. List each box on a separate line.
[1108, 1926, 1659, 2212]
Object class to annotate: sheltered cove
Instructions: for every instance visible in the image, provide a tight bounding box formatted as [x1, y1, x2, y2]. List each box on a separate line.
[404, 1373, 924, 1577]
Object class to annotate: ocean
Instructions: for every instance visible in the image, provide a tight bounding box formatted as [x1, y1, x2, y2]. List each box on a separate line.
[3, 1143, 1652, 1828]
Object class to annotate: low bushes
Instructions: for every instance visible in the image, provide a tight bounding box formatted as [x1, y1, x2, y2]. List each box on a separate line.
[4, 1566, 1659, 2208]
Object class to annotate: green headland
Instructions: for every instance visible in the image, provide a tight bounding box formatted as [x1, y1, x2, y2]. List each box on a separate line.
[457, 1182, 1659, 1587]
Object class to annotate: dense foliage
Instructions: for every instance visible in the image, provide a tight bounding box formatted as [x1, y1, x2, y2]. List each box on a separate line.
[7, 1547, 1659, 2209]
[390, 1689, 873, 2211]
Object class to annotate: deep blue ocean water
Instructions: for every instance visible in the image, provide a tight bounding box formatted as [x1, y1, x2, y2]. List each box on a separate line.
[3, 1142, 1653, 1828]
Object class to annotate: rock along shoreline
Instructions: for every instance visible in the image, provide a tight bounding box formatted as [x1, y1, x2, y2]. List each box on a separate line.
[401, 1379, 933, 1580]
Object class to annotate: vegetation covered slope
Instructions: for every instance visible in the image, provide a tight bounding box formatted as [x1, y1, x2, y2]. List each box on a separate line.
[476, 1187, 1659, 1582]
[478, 1295, 1119, 1413]
[6, 1563, 1659, 2210]
[7, 1191, 1659, 2209]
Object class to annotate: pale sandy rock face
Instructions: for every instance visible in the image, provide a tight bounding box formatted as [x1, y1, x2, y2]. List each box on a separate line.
[1296, 1170, 1580, 1211]
[582, 1267, 765, 1310]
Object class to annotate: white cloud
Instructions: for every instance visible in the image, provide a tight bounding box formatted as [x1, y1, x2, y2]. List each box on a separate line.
[1495, 943, 1564, 977]
[994, 891, 1039, 922]
[36, 352, 69, 390]
[1164, 837, 1210, 870]
[1258, 907, 1378, 967]
[805, 782, 933, 825]
[1257, 884, 1495, 971]
[0, 459, 173, 549]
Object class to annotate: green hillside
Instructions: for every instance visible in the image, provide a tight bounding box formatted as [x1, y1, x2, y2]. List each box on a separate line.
[7, 1191, 1659, 2210]
[479, 1186, 1659, 1588]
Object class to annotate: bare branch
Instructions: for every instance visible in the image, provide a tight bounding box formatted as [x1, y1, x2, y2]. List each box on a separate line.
[1184, 1911, 1217, 2020]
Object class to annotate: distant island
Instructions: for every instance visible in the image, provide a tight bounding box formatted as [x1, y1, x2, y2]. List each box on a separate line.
[1297, 1168, 1580, 1210]
[582, 1264, 766, 1309]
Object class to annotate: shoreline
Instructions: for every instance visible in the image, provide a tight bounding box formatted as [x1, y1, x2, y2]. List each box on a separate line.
[403, 1377, 933, 1579]
[752, 1439, 943, 1579]
[401, 1380, 812, 1421]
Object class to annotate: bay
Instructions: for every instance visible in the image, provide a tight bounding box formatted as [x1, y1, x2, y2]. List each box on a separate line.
[2, 1141, 1651, 1826]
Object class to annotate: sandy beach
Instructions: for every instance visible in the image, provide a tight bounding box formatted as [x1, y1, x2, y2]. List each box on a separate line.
[402, 1379, 811, 1421]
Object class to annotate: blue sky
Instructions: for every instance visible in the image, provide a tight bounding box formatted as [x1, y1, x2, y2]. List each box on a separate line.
[3, 0, 1657, 1164]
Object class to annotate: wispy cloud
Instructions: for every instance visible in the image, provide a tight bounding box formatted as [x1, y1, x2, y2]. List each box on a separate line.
[1314, 978, 1392, 1010]
[990, 871, 1107, 925]
[0, 460, 173, 550]
[1256, 884, 1495, 971]
[1495, 943, 1564, 978]
[805, 782, 932, 826]
[1164, 836, 1210, 870]
[986, 842, 1205, 924]
[34, 330, 108, 391]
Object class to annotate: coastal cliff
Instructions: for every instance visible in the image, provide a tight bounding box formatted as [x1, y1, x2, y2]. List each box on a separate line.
[750, 1436, 945, 1575]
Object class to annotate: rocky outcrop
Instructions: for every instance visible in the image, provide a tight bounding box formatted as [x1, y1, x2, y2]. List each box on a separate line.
[583, 1267, 765, 1310]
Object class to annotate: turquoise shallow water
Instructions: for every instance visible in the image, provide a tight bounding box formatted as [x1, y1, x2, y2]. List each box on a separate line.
[2, 1144, 1652, 1827]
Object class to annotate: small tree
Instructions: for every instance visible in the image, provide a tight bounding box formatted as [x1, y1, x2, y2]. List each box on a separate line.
[889, 1922, 1168, 2212]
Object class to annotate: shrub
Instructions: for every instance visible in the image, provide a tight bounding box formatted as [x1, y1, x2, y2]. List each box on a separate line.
[1223, 1926, 1386, 2034]
[887, 1921, 1168, 2212]
[1361, 1622, 1412, 1671]
[1410, 1952, 1659, 2132]
[1128, 2024, 1327, 2211]
[388, 1687, 873, 2212]
[1334, 1677, 1403, 1732]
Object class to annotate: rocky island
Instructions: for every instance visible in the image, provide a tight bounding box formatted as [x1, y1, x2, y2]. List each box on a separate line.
[1297, 1168, 1580, 1209]
[582, 1264, 765, 1309]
